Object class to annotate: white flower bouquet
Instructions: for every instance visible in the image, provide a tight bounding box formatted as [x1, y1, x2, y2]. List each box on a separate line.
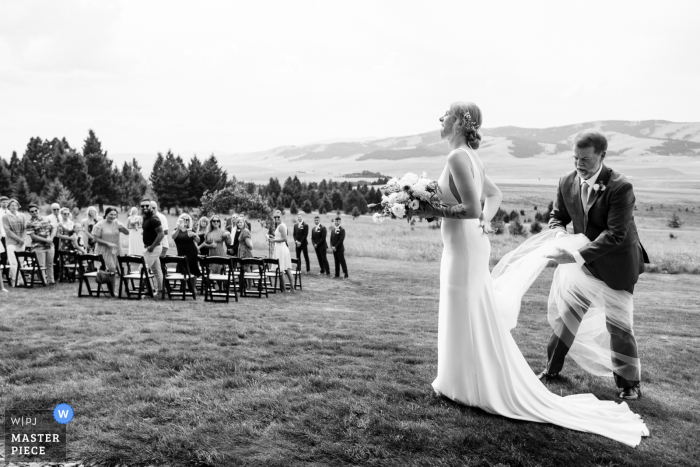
[369, 172, 441, 224]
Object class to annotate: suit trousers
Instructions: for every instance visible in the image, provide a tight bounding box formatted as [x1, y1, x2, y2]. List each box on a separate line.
[545, 288, 639, 388]
[333, 249, 347, 277]
[314, 245, 330, 274]
[296, 243, 310, 271]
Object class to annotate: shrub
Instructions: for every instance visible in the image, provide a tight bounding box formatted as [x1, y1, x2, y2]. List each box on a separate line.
[302, 200, 312, 214]
[667, 212, 683, 228]
[509, 220, 527, 237]
[534, 211, 545, 222]
[492, 220, 505, 235]
[290, 200, 298, 215]
[519, 209, 525, 216]
[530, 221, 543, 234]
[509, 210, 520, 223]
[351, 206, 360, 219]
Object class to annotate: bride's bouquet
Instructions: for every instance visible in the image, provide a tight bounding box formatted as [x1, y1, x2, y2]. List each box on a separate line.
[370, 172, 440, 223]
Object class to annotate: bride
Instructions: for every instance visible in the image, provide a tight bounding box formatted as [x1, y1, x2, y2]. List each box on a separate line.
[415, 101, 649, 447]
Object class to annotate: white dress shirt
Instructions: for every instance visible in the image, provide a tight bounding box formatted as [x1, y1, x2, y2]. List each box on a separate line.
[572, 164, 604, 267]
[157, 212, 169, 248]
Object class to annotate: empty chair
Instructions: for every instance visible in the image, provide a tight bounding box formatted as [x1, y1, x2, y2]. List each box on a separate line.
[117, 255, 156, 299]
[263, 258, 283, 293]
[160, 256, 196, 300]
[201, 256, 238, 303]
[14, 250, 47, 288]
[77, 253, 113, 297]
[290, 258, 303, 291]
[240, 258, 268, 298]
[57, 250, 80, 283]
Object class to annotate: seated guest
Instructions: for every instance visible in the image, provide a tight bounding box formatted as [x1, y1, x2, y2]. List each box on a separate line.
[172, 213, 201, 290]
[26, 203, 56, 285]
[93, 207, 129, 290]
[126, 207, 144, 256]
[2, 199, 26, 286]
[56, 207, 85, 253]
[81, 206, 101, 253]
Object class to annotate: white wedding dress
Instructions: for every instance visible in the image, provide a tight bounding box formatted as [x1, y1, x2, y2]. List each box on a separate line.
[431, 148, 649, 447]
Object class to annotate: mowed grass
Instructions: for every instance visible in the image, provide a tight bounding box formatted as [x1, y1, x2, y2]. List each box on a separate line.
[1, 255, 699, 466]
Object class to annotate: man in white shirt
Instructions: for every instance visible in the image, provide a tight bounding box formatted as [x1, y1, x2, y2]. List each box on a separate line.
[150, 201, 169, 257]
[48, 203, 61, 274]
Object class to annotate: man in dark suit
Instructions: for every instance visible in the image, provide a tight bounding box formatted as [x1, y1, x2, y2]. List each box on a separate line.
[330, 216, 348, 279]
[542, 131, 649, 400]
[226, 212, 251, 256]
[293, 213, 310, 273]
[311, 215, 330, 275]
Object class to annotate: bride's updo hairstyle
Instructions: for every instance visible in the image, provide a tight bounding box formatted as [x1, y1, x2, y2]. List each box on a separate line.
[450, 101, 483, 150]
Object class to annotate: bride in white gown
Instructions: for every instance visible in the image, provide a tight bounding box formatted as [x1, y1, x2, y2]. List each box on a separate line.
[416, 102, 649, 447]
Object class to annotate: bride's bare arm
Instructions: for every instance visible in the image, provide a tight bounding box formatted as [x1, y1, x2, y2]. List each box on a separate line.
[416, 150, 481, 219]
[481, 175, 502, 223]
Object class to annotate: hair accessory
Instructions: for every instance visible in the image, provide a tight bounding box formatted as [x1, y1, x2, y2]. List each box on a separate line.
[461, 110, 479, 131]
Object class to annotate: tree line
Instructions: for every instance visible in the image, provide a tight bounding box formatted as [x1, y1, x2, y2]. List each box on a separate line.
[1, 130, 385, 217]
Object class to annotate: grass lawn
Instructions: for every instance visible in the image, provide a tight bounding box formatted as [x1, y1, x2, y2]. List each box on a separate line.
[1, 254, 699, 466]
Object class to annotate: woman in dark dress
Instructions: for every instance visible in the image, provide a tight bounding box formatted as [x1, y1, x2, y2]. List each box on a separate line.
[195, 216, 210, 256]
[172, 214, 201, 290]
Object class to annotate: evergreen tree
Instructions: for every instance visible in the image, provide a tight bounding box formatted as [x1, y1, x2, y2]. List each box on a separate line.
[42, 178, 66, 203]
[187, 155, 204, 206]
[0, 158, 12, 197]
[55, 187, 77, 211]
[83, 129, 116, 211]
[62, 150, 93, 208]
[321, 195, 333, 213]
[530, 221, 543, 234]
[266, 177, 282, 199]
[9, 151, 21, 183]
[200, 154, 228, 194]
[21, 154, 43, 194]
[331, 190, 344, 211]
[308, 190, 319, 210]
[351, 206, 360, 219]
[343, 189, 368, 214]
[302, 200, 312, 214]
[245, 182, 257, 195]
[150, 151, 189, 211]
[13, 176, 32, 209]
[127, 159, 148, 208]
[290, 199, 299, 215]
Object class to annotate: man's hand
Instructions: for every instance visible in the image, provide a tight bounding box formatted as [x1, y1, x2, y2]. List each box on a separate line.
[332, 247, 336, 252]
[545, 247, 576, 264]
[146, 245, 154, 253]
[295, 241, 300, 247]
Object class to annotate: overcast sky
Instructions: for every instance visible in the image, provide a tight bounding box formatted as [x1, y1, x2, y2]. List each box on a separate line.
[1, 0, 698, 159]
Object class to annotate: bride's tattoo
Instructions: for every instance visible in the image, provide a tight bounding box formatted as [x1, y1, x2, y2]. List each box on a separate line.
[446, 204, 469, 218]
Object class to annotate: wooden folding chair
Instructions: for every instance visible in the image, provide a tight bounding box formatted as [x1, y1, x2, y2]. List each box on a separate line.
[77, 253, 113, 297]
[263, 258, 283, 293]
[117, 255, 155, 299]
[240, 258, 268, 298]
[290, 258, 303, 291]
[0, 253, 8, 289]
[160, 256, 196, 300]
[201, 256, 237, 303]
[14, 250, 47, 288]
[57, 250, 79, 283]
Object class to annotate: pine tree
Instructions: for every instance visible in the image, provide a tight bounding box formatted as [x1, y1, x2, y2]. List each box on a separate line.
[55, 187, 77, 211]
[9, 151, 21, 183]
[12, 176, 32, 209]
[150, 151, 189, 211]
[321, 195, 333, 213]
[530, 221, 543, 234]
[302, 200, 312, 214]
[290, 199, 298, 215]
[343, 189, 368, 214]
[266, 177, 282, 199]
[84, 129, 116, 211]
[42, 178, 66, 203]
[331, 190, 343, 210]
[127, 159, 148, 208]
[200, 154, 228, 194]
[0, 158, 12, 197]
[351, 206, 360, 219]
[187, 155, 204, 206]
[21, 154, 43, 195]
[62, 150, 93, 209]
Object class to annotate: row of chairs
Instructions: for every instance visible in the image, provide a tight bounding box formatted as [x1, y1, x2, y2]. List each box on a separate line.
[0, 250, 303, 303]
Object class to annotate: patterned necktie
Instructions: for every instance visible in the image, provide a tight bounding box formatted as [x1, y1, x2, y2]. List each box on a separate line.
[581, 182, 591, 208]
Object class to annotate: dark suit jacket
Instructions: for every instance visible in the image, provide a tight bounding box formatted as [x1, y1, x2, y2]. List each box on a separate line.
[311, 224, 327, 249]
[330, 226, 345, 252]
[293, 221, 309, 245]
[549, 165, 649, 291]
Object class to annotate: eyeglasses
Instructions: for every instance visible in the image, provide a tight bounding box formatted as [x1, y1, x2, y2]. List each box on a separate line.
[273, 216, 280, 219]
[53, 208, 59, 211]
[211, 220, 220, 223]
[140, 205, 150, 209]
[29, 210, 38, 214]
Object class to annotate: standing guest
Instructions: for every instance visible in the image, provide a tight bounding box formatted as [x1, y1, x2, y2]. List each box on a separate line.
[293, 213, 310, 274]
[330, 216, 348, 279]
[202, 215, 231, 273]
[237, 217, 253, 259]
[126, 207, 144, 256]
[47, 203, 61, 277]
[26, 203, 56, 285]
[151, 201, 170, 257]
[93, 207, 129, 290]
[195, 216, 211, 255]
[56, 208, 85, 253]
[0, 196, 9, 281]
[141, 199, 164, 295]
[311, 215, 330, 276]
[0, 236, 7, 292]
[2, 199, 27, 286]
[81, 206, 101, 253]
[226, 212, 239, 256]
[268, 210, 295, 293]
[172, 213, 201, 286]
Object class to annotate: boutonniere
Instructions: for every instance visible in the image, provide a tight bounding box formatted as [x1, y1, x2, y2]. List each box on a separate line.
[592, 181, 607, 193]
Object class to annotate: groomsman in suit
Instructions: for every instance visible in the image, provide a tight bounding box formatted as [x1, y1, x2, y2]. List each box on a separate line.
[330, 217, 348, 279]
[311, 215, 330, 275]
[293, 213, 310, 273]
[543, 131, 649, 401]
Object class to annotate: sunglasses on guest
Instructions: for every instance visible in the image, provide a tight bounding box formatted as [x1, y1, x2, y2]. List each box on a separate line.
[29, 209, 38, 214]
